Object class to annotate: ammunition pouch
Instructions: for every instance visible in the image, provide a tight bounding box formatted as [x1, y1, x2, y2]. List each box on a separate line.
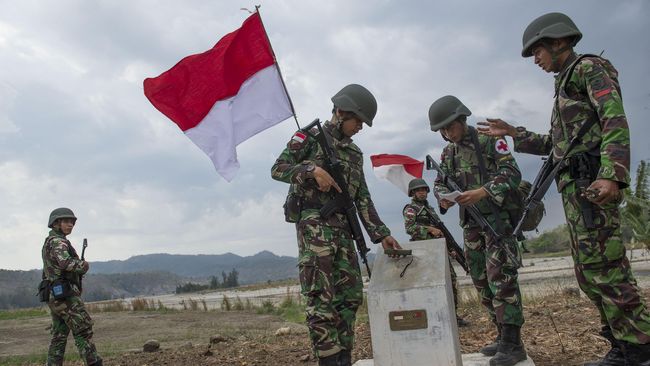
[283, 192, 302, 223]
[37, 279, 50, 302]
[50, 278, 74, 301]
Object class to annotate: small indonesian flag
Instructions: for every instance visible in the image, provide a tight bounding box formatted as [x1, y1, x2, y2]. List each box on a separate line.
[370, 154, 424, 195]
[143, 12, 293, 181]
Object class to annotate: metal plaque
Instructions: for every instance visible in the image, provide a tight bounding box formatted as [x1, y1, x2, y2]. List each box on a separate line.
[388, 309, 428, 331]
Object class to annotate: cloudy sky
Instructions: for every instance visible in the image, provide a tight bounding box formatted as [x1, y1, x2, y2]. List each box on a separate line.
[1, 1, 648, 270]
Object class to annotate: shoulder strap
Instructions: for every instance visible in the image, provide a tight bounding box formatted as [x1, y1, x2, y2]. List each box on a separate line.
[469, 126, 505, 233]
[555, 53, 601, 98]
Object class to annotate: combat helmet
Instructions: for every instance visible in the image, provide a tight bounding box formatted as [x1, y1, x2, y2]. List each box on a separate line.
[331, 84, 377, 126]
[48, 207, 77, 228]
[521, 12, 582, 57]
[428, 95, 471, 131]
[408, 178, 430, 197]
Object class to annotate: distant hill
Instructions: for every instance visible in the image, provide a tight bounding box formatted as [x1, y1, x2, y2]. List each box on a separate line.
[0, 251, 379, 309]
[90, 250, 298, 284]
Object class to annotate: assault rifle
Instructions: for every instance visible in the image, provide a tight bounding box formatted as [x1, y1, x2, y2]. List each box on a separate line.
[426, 155, 521, 268]
[302, 119, 372, 278]
[79, 238, 88, 292]
[420, 205, 469, 273]
[512, 118, 597, 237]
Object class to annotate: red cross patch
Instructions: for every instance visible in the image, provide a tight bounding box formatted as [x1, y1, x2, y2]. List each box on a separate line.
[495, 138, 511, 155]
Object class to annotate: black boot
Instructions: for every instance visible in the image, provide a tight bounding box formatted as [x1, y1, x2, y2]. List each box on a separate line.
[621, 341, 650, 366]
[338, 350, 352, 366]
[480, 323, 501, 356]
[583, 326, 625, 366]
[318, 353, 339, 366]
[489, 324, 527, 366]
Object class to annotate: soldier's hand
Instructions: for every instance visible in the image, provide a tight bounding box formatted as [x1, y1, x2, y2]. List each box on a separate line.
[313, 166, 342, 193]
[586, 179, 620, 205]
[440, 199, 455, 209]
[381, 236, 402, 258]
[81, 261, 89, 274]
[427, 226, 443, 238]
[457, 188, 488, 206]
[477, 118, 516, 137]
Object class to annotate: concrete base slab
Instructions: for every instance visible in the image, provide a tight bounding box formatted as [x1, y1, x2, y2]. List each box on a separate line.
[353, 353, 535, 366]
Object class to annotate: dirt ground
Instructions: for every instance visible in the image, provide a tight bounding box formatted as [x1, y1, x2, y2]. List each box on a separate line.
[3, 288, 649, 366]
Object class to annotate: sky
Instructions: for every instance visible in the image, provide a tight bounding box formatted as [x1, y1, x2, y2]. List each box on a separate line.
[1, 1, 648, 270]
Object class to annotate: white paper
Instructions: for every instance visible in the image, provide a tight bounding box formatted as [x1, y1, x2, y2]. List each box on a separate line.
[439, 191, 462, 202]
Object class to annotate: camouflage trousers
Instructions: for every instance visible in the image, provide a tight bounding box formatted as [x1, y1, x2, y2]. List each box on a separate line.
[47, 296, 101, 366]
[297, 219, 363, 358]
[562, 182, 650, 344]
[464, 225, 524, 327]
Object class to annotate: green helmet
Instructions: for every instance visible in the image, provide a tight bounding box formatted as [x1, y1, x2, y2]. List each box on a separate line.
[428, 95, 471, 131]
[48, 207, 77, 228]
[521, 12, 582, 57]
[331, 84, 377, 126]
[408, 178, 430, 197]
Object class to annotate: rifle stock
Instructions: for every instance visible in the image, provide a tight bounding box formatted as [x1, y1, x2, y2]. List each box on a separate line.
[302, 119, 372, 278]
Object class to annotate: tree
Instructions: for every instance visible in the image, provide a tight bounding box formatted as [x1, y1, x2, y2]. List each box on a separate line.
[209, 275, 220, 289]
[621, 160, 650, 248]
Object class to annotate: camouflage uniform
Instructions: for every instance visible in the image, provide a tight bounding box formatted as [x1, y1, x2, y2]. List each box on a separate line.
[513, 53, 650, 344]
[434, 129, 524, 327]
[271, 120, 391, 358]
[402, 199, 459, 310]
[42, 230, 102, 366]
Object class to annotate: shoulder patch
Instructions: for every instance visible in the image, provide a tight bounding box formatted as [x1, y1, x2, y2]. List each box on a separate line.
[403, 207, 417, 218]
[494, 138, 511, 155]
[288, 131, 308, 150]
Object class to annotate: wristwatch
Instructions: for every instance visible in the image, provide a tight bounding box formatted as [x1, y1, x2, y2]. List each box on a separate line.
[303, 162, 315, 179]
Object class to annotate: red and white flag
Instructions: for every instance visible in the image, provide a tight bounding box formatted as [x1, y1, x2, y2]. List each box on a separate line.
[143, 12, 293, 181]
[370, 154, 424, 195]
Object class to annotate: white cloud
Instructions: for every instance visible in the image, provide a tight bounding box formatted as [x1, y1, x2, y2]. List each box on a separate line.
[0, 0, 648, 270]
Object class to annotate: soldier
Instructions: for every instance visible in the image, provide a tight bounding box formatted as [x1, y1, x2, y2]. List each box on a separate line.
[271, 84, 401, 366]
[430, 95, 526, 366]
[402, 178, 469, 327]
[477, 12, 650, 365]
[41, 208, 102, 366]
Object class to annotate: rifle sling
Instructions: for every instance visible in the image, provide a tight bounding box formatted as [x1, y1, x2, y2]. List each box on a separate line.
[469, 127, 506, 235]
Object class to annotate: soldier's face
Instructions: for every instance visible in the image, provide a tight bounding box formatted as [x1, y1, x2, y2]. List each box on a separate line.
[341, 117, 364, 137]
[413, 188, 428, 201]
[531, 45, 554, 73]
[54, 218, 76, 235]
[440, 120, 464, 143]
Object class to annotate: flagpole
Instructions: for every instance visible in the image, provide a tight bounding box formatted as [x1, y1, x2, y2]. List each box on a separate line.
[254, 5, 301, 130]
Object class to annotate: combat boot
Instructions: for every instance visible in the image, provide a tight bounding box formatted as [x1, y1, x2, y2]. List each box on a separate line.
[489, 324, 527, 366]
[480, 323, 501, 356]
[621, 341, 650, 366]
[583, 326, 625, 366]
[338, 350, 352, 366]
[319, 353, 339, 366]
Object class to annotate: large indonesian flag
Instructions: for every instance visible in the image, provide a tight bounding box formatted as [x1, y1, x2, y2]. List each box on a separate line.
[143, 12, 293, 181]
[370, 154, 424, 195]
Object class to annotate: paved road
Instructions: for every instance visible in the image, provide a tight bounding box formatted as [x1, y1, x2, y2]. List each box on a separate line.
[102, 249, 650, 310]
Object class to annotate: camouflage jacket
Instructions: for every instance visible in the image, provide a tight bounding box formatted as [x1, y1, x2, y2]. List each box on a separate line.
[403, 199, 442, 241]
[434, 127, 522, 228]
[513, 53, 630, 191]
[42, 230, 86, 296]
[271, 120, 391, 243]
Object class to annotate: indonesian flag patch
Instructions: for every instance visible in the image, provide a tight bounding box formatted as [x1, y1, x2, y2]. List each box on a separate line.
[292, 131, 307, 143]
[495, 138, 511, 155]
